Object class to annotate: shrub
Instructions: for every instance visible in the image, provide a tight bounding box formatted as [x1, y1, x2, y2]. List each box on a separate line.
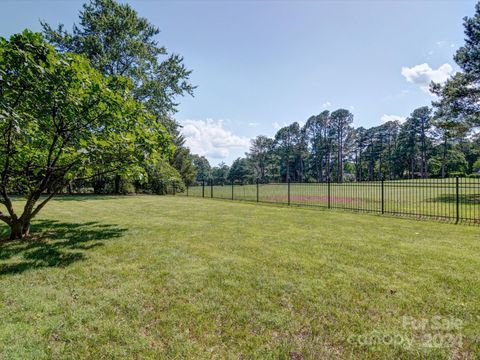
[142, 159, 185, 195]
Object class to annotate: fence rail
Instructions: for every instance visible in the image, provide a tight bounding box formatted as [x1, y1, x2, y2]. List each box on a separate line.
[178, 178, 480, 224]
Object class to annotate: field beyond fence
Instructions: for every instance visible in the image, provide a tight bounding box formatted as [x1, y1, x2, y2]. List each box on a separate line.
[178, 178, 480, 224]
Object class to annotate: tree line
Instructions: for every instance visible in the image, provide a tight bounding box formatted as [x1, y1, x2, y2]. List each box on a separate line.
[194, 106, 480, 184]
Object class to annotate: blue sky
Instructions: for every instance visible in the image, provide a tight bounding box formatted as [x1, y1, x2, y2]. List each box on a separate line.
[0, 0, 475, 165]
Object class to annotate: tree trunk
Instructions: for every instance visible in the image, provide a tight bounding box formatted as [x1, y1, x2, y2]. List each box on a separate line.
[299, 158, 304, 183]
[9, 219, 30, 240]
[441, 136, 447, 178]
[285, 159, 289, 183]
[114, 174, 121, 194]
[326, 152, 331, 181]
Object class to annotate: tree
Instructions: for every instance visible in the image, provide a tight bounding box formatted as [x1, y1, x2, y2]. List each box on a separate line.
[238, 105, 479, 183]
[431, 2, 480, 132]
[304, 113, 328, 181]
[458, 140, 480, 174]
[351, 126, 367, 181]
[42, 0, 193, 117]
[191, 155, 211, 181]
[249, 136, 273, 182]
[428, 149, 468, 177]
[294, 125, 308, 182]
[169, 132, 196, 185]
[431, 111, 469, 178]
[396, 118, 419, 178]
[330, 109, 353, 182]
[274, 123, 301, 182]
[211, 162, 230, 185]
[227, 158, 252, 184]
[473, 158, 480, 172]
[0, 31, 172, 239]
[42, 0, 194, 191]
[410, 107, 432, 178]
[143, 157, 183, 195]
[378, 121, 401, 179]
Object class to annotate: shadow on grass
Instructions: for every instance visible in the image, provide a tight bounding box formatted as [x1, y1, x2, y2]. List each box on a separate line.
[46, 194, 128, 202]
[0, 220, 126, 276]
[430, 194, 480, 204]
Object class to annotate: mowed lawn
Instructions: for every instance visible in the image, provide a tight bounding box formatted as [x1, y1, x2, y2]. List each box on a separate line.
[0, 196, 479, 359]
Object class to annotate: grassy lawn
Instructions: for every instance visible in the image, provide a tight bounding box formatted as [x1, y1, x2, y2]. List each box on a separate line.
[0, 196, 479, 359]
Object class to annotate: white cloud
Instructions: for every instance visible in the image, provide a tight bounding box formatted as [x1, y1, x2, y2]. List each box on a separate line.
[181, 119, 250, 159]
[248, 122, 259, 126]
[401, 63, 453, 92]
[381, 114, 406, 124]
[322, 101, 332, 108]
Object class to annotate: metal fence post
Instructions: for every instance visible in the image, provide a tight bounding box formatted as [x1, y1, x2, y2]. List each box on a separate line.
[381, 178, 384, 214]
[327, 178, 331, 209]
[288, 179, 291, 206]
[211, 179, 213, 198]
[202, 180, 205, 198]
[256, 179, 259, 202]
[456, 176, 460, 224]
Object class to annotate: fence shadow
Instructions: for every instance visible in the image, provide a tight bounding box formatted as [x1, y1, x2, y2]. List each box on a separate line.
[46, 195, 126, 202]
[0, 220, 126, 276]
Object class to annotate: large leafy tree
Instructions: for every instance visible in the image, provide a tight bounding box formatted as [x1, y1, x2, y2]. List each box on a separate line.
[42, 0, 194, 191]
[0, 31, 171, 239]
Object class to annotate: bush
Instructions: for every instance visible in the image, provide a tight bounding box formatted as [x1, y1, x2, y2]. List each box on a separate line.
[473, 159, 480, 172]
[142, 159, 185, 195]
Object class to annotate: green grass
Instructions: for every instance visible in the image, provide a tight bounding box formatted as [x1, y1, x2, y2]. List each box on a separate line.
[0, 196, 479, 359]
[183, 179, 480, 222]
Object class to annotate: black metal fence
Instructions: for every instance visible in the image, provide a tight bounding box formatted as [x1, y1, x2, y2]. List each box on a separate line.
[178, 177, 480, 224]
